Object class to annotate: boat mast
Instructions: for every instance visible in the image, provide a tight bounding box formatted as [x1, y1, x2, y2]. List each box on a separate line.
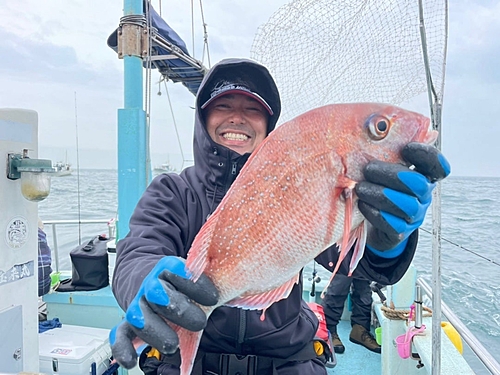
[117, 0, 150, 239]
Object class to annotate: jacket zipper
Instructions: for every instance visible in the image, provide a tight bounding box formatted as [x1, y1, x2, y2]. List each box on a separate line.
[224, 160, 245, 348]
[238, 309, 247, 345]
[224, 161, 239, 194]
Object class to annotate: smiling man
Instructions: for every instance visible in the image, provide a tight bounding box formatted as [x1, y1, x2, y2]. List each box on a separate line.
[198, 64, 280, 157]
[202, 87, 270, 155]
[111, 58, 450, 375]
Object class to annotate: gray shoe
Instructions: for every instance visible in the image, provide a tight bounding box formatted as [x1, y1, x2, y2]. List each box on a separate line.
[331, 332, 345, 354]
[349, 324, 381, 354]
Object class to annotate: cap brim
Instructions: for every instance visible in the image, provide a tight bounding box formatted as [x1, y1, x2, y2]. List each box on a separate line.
[201, 89, 273, 115]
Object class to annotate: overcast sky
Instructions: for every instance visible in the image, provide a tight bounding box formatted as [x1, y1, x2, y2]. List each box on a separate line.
[1, 0, 499, 177]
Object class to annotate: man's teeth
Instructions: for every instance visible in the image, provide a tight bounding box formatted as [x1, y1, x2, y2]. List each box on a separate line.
[223, 133, 248, 141]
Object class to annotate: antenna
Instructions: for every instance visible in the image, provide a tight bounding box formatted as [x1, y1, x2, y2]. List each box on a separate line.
[74, 91, 82, 245]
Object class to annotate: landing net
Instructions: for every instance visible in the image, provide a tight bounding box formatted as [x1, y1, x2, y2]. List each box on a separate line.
[252, 1, 449, 371]
[251, 0, 447, 125]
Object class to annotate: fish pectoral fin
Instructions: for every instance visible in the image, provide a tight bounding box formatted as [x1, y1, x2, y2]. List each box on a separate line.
[333, 187, 355, 268]
[348, 221, 367, 276]
[322, 222, 366, 298]
[321, 190, 357, 298]
[225, 273, 301, 313]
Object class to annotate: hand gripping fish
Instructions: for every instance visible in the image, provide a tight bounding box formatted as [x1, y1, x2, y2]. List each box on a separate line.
[160, 103, 434, 374]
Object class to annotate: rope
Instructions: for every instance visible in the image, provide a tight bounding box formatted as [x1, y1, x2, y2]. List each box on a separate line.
[199, 0, 211, 67]
[162, 79, 188, 169]
[191, 0, 195, 58]
[381, 301, 433, 321]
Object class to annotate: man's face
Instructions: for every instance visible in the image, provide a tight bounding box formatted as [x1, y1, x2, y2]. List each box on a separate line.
[204, 93, 269, 155]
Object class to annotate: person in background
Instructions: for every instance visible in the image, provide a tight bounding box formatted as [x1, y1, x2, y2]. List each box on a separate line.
[110, 58, 450, 375]
[322, 266, 380, 354]
[37, 218, 53, 297]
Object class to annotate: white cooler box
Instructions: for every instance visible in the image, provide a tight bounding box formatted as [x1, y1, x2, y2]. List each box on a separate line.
[39, 324, 112, 375]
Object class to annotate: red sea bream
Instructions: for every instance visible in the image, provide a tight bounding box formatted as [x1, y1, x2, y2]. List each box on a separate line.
[176, 103, 436, 375]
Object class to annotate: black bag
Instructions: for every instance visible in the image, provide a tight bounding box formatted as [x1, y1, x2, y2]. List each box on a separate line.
[56, 235, 110, 292]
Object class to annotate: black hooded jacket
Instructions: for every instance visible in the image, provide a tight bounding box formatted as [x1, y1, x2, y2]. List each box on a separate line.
[112, 58, 418, 362]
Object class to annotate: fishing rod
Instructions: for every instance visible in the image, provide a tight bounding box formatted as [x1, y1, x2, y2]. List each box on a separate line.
[308, 261, 321, 297]
[74, 91, 82, 245]
[419, 227, 500, 268]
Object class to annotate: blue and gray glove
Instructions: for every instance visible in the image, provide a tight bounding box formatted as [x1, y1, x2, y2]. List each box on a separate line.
[355, 143, 451, 258]
[110, 256, 219, 369]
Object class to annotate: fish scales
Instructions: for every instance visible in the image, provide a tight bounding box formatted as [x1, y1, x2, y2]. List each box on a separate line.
[195, 115, 346, 300]
[177, 103, 436, 375]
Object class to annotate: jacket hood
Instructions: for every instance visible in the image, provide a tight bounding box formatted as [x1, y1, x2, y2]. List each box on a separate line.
[191, 58, 281, 205]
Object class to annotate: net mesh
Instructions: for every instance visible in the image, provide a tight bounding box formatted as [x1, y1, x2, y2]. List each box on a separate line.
[251, 0, 447, 124]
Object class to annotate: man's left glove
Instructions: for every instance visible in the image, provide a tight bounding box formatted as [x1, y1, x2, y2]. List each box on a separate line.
[355, 143, 451, 257]
[110, 256, 219, 369]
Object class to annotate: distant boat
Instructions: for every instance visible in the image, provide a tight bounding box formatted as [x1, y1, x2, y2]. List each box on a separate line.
[153, 161, 176, 174]
[53, 161, 72, 177]
[54, 150, 72, 177]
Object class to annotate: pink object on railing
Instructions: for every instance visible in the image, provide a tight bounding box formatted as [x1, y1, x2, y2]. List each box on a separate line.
[395, 324, 427, 359]
[409, 304, 415, 322]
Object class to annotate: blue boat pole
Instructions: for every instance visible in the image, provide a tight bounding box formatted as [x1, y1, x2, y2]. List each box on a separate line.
[117, 0, 149, 240]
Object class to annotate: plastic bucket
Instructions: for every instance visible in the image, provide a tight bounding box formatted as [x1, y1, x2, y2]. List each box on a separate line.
[395, 325, 426, 359]
[375, 326, 382, 345]
[50, 272, 61, 289]
[395, 333, 411, 359]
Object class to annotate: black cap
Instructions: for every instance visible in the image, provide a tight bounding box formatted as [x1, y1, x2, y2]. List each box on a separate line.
[197, 59, 281, 134]
[201, 81, 274, 115]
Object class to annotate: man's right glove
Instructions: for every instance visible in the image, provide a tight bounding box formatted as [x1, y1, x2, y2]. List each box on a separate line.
[110, 256, 219, 369]
[355, 143, 451, 258]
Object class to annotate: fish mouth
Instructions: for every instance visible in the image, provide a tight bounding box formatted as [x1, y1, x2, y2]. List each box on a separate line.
[416, 117, 438, 145]
[421, 129, 438, 144]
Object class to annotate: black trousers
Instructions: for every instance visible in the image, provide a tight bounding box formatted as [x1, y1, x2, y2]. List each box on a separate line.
[321, 273, 372, 333]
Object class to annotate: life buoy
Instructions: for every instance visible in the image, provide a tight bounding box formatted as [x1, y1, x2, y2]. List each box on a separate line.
[441, 321, 463, 354]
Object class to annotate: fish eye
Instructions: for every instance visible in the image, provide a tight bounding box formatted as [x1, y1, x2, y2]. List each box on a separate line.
[367, 115, 391, 140]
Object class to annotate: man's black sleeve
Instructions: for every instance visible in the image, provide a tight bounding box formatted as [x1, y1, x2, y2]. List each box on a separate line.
[315, 230, 418, 285]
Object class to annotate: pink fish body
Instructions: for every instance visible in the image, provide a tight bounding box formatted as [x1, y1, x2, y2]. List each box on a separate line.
[176, 103, 437, 374]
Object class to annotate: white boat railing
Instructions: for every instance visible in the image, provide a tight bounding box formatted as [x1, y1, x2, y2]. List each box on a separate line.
[42, 219, 113, 272]
[417, 277, 500, 375]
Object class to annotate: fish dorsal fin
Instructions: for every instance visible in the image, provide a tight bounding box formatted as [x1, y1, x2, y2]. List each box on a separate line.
[186, 211, 219, 281]
[225, 273, 301, 319]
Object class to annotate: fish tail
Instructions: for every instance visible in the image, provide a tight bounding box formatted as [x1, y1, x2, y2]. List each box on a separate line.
[178, 328, 204, 375]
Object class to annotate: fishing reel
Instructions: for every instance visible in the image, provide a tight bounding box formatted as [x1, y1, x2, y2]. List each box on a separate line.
[308, 270, 322, 297]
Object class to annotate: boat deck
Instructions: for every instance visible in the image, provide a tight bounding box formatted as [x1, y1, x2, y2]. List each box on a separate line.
[43, 284, 382, 374]
[43, 272, 479, 375]
[43, 286, 381, 375]
[328, 320, 381, 375]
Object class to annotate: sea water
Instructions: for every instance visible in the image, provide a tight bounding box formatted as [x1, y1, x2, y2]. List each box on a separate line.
[39, 172, 500, 373]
